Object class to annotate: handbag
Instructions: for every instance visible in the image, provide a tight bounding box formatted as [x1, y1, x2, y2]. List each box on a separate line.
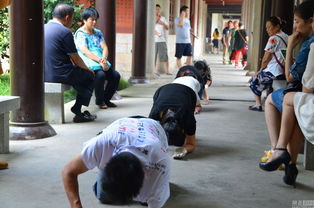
[283, 81, 302, 94]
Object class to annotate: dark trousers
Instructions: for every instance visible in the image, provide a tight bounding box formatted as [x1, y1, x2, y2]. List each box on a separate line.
[94, 68, 120, 105]
[63, 66, 94, 107]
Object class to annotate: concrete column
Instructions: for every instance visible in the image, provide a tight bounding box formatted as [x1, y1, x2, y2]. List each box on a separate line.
[146, 0, 155, 78]
[95, 0, 116, 69]
[246, 0, 264, 75]
[9, 0, 56, 140]
[174, 0, 180, 18]
[129, 0, 149, 83]
[156, 0, 170, 20]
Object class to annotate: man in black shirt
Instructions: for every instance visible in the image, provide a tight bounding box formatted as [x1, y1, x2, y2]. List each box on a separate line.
[149, 76, 199, 159]
[44, 3, 96, 123]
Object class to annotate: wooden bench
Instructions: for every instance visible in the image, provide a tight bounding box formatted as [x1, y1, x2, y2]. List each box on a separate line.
[0, 96, 20, 153]
[44, 82, 71, 124]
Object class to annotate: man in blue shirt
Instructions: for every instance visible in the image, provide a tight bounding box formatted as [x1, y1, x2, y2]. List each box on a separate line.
[175, 6, 193, 69]
[44, 3, 96, 123]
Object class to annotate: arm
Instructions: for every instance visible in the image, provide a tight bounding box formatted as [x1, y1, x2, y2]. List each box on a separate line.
[157, 17, 169, 30]
[62, 155, 89, 208]
[100, 41, 109, 61]
[162, 21, 169, 30]
[99, 41, 109, 71]
[285, 32, 302, 82]
[176, 12, 186, 27]
[227, 32, 232, 47]
[222, 35, 226, 46]
[69, 54, 94, 75]
[302, 86, 314, 93]
[78, 45, 102, 63]
[259, 51, 272, 72]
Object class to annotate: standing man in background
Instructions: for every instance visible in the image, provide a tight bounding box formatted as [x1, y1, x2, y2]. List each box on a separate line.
[175, 6, 193, 69]
[155, 4, 171, 75]
[222, 20, 233, 64]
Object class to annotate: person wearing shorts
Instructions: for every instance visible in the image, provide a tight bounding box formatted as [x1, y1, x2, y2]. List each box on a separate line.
[175, 5, 193, 68]
[155, 4, 171, 75]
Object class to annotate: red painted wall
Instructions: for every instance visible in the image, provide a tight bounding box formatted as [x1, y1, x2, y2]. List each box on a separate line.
[76, 0, 133, 33]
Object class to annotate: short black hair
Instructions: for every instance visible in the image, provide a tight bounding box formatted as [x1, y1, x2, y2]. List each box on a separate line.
[52, 3, 74, 19]
[194, 60, 208, 72]
[180, 6, 189, 14]
[156, 4, 161, 8]
[82, 8, 99, 21]
[294, 1, 314, 21]
[194, 60, 212, 81]
[101, 152, 144, 203]
[161, 111, 185, 146]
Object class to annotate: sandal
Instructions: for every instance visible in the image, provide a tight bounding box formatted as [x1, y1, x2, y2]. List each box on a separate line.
[260, 150, 284, 170]
[259, 148, 291, 171]
[249, 105, 263, 112]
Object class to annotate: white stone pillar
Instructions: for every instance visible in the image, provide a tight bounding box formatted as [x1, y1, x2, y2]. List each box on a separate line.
[146, 0, 156, 78]
[246, 0, 263, 75]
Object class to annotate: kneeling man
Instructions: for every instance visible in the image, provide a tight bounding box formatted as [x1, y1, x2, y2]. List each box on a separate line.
[62, 117, 170, 208]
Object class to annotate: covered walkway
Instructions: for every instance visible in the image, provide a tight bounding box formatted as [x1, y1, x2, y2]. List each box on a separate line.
[1, 54, 314, 208]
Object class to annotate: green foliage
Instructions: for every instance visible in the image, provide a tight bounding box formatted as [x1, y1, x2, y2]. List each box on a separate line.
[117, 78, 131, 91]
[64, 89, 77, 104]
[43, 0, 84, 31]
[0, 74, 10, 95]
[0, 7, 9, 59]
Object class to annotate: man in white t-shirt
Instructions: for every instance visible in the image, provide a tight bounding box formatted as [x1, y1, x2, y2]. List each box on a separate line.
[155, 4, 171, 76]
[62, 117, 170, 208]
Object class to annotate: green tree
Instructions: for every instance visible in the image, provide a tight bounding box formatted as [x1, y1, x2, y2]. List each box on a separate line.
[0, 7, 9, 59]
[43, 0, 85, 31]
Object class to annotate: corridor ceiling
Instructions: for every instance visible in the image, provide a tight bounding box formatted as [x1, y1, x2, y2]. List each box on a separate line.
[205, 0, 243, 5]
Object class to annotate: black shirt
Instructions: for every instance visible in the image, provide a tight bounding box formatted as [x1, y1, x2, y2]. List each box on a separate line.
[149, 83, 196, 135]
[44, 21, 77, 82]
[233, 29, 247, 51]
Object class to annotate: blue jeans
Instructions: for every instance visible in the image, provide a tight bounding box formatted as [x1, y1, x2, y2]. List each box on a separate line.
[93, 171, 112, 204]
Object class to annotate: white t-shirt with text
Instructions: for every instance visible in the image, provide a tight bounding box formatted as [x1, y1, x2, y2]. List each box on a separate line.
[81, 117, 170, 208]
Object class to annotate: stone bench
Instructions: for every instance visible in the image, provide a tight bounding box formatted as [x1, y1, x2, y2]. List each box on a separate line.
[44, 82, 72, 124]
[272, 79, 287, 91]
[304, 140, 314, 170]
[0, 96, 20, 153]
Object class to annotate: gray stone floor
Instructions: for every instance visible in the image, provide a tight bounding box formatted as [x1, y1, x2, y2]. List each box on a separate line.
[1, 54, 314, 208]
